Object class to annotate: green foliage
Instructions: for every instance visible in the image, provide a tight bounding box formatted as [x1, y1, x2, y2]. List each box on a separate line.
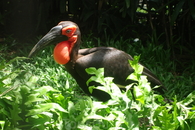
[2, 0, 195, 52]
[0, 35, 195, 129]
[0, 57, 68, 129]
[85, 56, 195, 129]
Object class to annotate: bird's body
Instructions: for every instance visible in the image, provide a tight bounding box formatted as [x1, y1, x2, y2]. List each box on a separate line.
[29, 21, 165, 101]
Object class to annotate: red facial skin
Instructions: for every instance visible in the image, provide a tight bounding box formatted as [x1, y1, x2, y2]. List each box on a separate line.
[53, 25, 77, 64]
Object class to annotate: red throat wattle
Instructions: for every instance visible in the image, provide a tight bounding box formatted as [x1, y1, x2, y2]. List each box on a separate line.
[53, 35, 78, 64]
[53, 41, 70, 64]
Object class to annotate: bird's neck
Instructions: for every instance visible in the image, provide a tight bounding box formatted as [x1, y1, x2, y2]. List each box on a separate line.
[69, 40, 80, 62]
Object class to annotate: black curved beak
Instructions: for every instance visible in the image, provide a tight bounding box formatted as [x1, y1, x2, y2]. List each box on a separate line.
[28, 25, 68, 58]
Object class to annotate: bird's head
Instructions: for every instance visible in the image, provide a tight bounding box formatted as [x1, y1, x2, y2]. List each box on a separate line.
[28, 21, 81, 64]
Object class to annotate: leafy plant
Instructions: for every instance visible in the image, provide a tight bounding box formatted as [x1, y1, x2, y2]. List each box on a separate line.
[0, 34, 195, 129]
[84, 55, 195, 129]
[0, 57, 68, 129]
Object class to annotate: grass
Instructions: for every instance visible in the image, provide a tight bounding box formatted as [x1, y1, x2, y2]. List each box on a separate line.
[0, 35, 195, 129]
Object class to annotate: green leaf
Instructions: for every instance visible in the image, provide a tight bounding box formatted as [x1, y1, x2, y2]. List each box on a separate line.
[26, 75, 39, 86]
[134, 86, 144, 104]
[127, 73, 139, 81]
[65, 80, 70, 89]
[0, 121, 5, 130]
[128, 55, 143, 75]
[152, 126, 161, 130]
[85, 67, 98, 75]
[9, 103, 22, 122]
[25, 94, 45, 105]
[158, 108, 176, 129]
[86, 76, 97, 86]
[87, 114, 105, 120]
[86, 67, 104, 76]
[180, 90, 195, 106]
[27, 103, 67, 116]
[92, 101, 108, 109]
[125, 109, 139, 130]
[86, 68, 105, 86]
[34, 86, 59, 96]
[105, 113, 116, 121]
[139, 75, 151, 94]
[88, 86, 96, 94]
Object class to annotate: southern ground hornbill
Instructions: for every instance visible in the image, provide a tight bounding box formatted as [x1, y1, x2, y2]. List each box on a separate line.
[28, 21, 165, 101]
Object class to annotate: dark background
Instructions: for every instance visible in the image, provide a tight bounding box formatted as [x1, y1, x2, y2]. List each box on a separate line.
[0, 0, 195, 61]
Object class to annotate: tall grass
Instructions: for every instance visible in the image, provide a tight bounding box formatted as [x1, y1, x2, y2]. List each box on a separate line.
[0, 36, 195, 129]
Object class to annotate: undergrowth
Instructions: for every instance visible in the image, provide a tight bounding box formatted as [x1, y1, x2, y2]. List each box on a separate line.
[0, 36, 195, 129]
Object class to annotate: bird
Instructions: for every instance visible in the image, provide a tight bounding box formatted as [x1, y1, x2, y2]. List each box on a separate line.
[28, 21, 165, 101]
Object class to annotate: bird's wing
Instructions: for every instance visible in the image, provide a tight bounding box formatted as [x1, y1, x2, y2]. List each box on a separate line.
[72, 47, 165, 100]
[77, 47, 164, 88]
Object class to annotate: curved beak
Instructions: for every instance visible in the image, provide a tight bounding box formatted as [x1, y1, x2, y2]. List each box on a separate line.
[28, 25, 68, 58]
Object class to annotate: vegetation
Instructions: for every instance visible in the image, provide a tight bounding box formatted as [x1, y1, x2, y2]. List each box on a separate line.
[1, 0, 195, 50]
[0, 35, 195, 129]
[0, 0, 195, 129]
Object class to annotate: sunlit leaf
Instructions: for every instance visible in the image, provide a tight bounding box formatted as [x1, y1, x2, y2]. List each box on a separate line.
[134, 86, 144, 104]
[27, 103, 67, 116]
[34, 86, 59, 96]
[180, 91, 195, 106]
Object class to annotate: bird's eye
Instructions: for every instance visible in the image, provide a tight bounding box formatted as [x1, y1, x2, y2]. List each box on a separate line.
[66, 29, 72, 34]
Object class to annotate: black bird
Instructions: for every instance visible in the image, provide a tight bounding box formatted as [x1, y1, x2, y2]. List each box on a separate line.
[29, 21, 165, 101]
